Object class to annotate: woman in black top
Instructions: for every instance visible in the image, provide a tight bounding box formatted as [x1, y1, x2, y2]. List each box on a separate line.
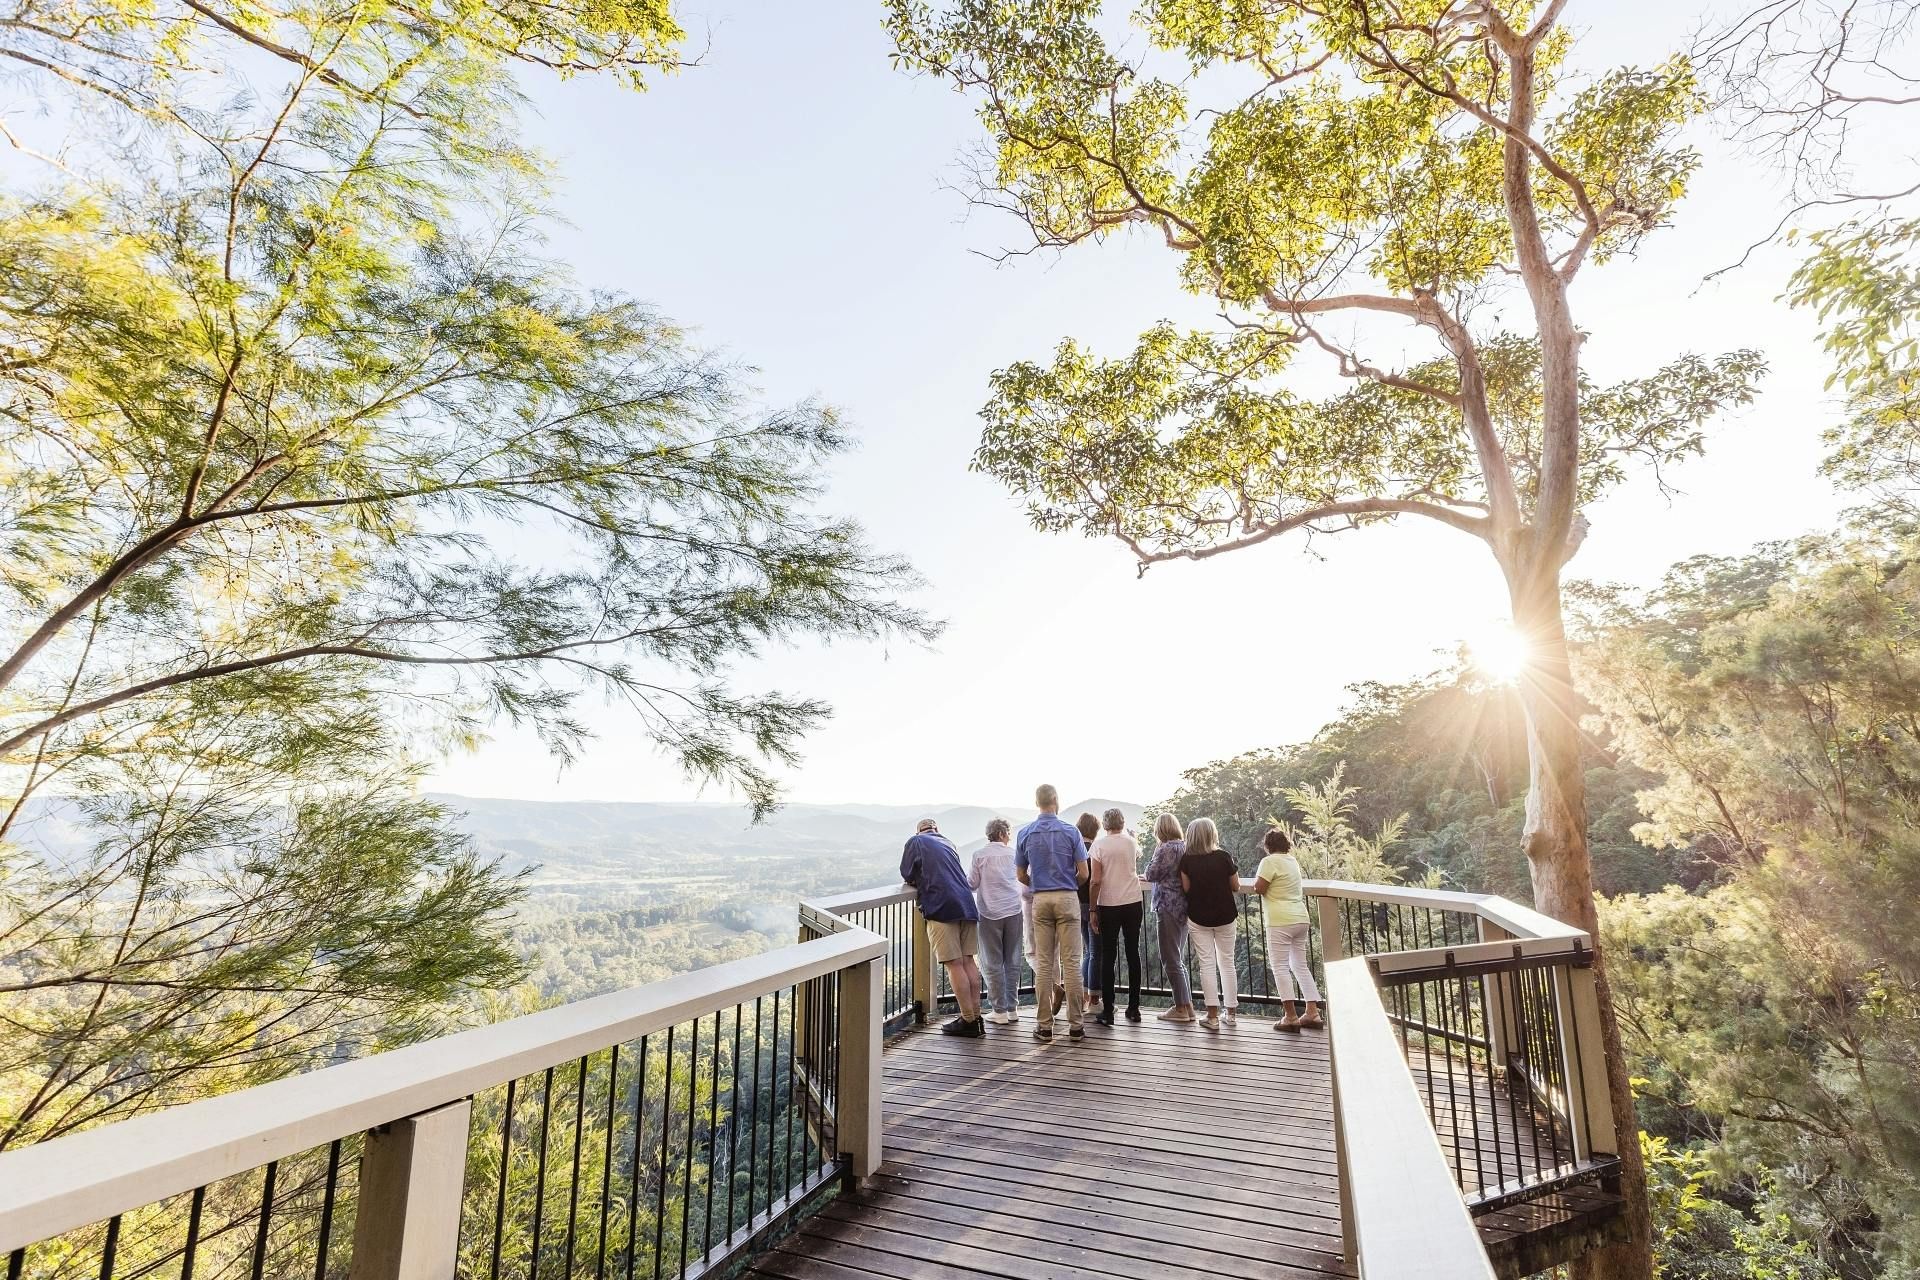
[1178, 817, 1241, 1031]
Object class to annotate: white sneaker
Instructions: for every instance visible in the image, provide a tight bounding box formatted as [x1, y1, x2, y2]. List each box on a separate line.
[1199, 1014, 1220, 1032]
[988, 1011, 1013, 1025]
[1221, 1010, 1238, 1028]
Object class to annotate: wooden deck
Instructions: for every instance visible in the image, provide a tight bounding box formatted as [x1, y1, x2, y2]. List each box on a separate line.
[750, 1014, 1352, 1280]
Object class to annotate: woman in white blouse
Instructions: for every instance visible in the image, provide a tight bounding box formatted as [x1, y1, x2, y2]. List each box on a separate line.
[969, 817, 1026, 1024]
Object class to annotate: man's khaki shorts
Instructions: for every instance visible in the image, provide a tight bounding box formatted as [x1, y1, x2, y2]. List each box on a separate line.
[927, 919, 978, 964]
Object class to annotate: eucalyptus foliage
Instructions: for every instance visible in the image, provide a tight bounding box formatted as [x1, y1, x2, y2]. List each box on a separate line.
[0, 0, 929, 1150]
[1585, 530, 1920, 1274]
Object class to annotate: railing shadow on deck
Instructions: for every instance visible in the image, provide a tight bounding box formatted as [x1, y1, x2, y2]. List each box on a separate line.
[0, 878, 1620, 1280]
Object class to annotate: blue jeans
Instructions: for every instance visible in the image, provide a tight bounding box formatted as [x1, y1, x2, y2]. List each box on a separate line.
[978, 913, 1023, 1013]
[1079, 905, 1095, 991]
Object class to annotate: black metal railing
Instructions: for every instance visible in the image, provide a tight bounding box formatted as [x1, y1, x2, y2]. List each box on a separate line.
[1368, 943, 1615, 1213]
[4, 1137, 361, 1280]
[461, 972, 845, 1280]
[4, 954, 866, 1280]
[801, 895, 916, 1033]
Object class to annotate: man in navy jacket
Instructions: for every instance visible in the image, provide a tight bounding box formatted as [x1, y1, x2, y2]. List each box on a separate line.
[901, 818, 985, 1037]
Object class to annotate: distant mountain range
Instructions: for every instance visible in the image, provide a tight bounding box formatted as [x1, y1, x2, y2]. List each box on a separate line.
[1, 792, 1146, 888]
[427, 794, 1147, 876]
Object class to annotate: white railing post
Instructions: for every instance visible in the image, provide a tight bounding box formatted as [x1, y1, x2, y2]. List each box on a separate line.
[1315, 893, 1345, 964]
[909, 906, 933, 1024]
[1557, 961, 1617, 1161]
[835, 955, 886, 1180]
[350, 1099, 470, 1280]
[1476, 916, 1515, 1069]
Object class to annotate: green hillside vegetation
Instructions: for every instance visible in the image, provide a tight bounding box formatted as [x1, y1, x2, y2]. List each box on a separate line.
[1158, 523, 1920, 1279]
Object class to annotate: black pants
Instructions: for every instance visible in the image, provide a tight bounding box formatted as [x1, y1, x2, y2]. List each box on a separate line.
[1096, 900, 1144, 1015]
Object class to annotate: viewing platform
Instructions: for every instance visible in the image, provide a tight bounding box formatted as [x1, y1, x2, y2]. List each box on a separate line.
[0, 880, 1627, 1280]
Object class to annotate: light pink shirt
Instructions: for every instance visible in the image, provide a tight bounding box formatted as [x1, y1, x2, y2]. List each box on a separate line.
[1089, 831, 1144, 907]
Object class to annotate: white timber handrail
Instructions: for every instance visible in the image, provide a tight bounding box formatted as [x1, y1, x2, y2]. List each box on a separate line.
[1326, 957, 1498, 1279]
[0, 923, 888, 1257]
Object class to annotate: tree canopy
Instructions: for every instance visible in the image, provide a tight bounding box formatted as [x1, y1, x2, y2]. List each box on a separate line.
[888, 0, 1760, 578]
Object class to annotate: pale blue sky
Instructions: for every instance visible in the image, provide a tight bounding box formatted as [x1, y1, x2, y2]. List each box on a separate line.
[427, 0, 1863, 808]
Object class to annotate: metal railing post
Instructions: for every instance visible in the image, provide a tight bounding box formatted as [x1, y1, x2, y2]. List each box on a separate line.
[835, 956, 886, 1181]
[909, 905, 933, 1024]
[350, 1099, 470, 1280]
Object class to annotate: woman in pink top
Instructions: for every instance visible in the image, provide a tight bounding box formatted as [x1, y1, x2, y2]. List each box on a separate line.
[1087, 807, 1145, 1026]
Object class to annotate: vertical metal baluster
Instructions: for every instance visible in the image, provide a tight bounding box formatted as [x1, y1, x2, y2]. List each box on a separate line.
[747, 995, 764, 1228]
[784, 982, 799, 1194]
[597, 1045, 621, 1280]
[99, 1215, 121, 1280]
[532, 1067, 556, 1280]
[803, 977, 818, 1176]
[679, 1016, 698, 1279]
[652, 1026, 674, 1280]
[727, 1002, 744, 1244]
[624, 1037, 650, 1280]
[7, 1250, 21, 1280]
[1451, 971, 1485, 1195]
[1479, 973, 1507, 1190]
[703, 1010, 722, 1257]
[180, 1186, 205, 1280]
[1432, 973, 1467, 1191]
[249, 1162, 277, 1280]
[1539, 968, 1566, 1171]
[492, 1077, 518, 1280]
[315, 1138, 343, 1280]
[1414, 978, 1443, 1179]
[1512, 967, 1544, 1180]
[565, 1056, 589, 1278]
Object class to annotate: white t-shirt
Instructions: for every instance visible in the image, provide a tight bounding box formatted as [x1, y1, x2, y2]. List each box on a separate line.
[1089, 830, 1145, 907]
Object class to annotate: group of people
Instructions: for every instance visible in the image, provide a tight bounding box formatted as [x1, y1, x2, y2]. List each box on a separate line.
[897, 783, 1325, 1041]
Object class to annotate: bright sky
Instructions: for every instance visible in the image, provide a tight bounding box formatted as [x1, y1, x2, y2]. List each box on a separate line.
[426, 0, 1862, 809]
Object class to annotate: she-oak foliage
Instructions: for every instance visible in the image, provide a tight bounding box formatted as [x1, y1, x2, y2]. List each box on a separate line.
[884, 2, 1767, 1274]
[0, 0, 931, 1150]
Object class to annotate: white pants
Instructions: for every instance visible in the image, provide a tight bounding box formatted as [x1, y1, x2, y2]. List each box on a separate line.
[1265, 922, 1321, 1003]
[1190, 921, 1238, 1011]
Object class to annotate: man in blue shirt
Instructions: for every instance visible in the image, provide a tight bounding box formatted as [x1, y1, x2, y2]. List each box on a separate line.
[1015, 783, 1090, 1042]
[900, 818, 984, 1037]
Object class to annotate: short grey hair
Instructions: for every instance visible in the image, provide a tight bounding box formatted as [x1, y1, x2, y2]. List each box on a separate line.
[1035, 783, 1059, 810]
[1102, 807, 1125, 832]
[986, 817, 1011, 843]
[915, 817, 937, 833]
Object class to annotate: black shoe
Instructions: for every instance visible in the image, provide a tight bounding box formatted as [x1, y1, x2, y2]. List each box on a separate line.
[1125, 1006, 1142, 1023]
[1068, 1025, 1085, 1041]
[1033, 1025, 1054, 1042]
[942, 1016, 984, 1038]
[1095, 1011, 1116, 1027]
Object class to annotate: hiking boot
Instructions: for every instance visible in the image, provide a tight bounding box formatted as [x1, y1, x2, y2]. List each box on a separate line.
[1068, 1025, 1085, 1041]
[1033, 1024, 1054, 1042]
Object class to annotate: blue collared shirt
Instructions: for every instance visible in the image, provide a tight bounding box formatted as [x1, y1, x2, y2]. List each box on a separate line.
[1015, 811, 1087, 894]
[900, 831, 979, 924]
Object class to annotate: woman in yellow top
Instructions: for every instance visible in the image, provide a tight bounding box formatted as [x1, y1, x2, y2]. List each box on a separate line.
[1253, 828, 1322, 1031]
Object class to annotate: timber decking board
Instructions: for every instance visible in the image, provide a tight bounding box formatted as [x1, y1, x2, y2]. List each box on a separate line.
[752, 1016, 1354, 1280]
[748, 1014, 1622, 1280]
